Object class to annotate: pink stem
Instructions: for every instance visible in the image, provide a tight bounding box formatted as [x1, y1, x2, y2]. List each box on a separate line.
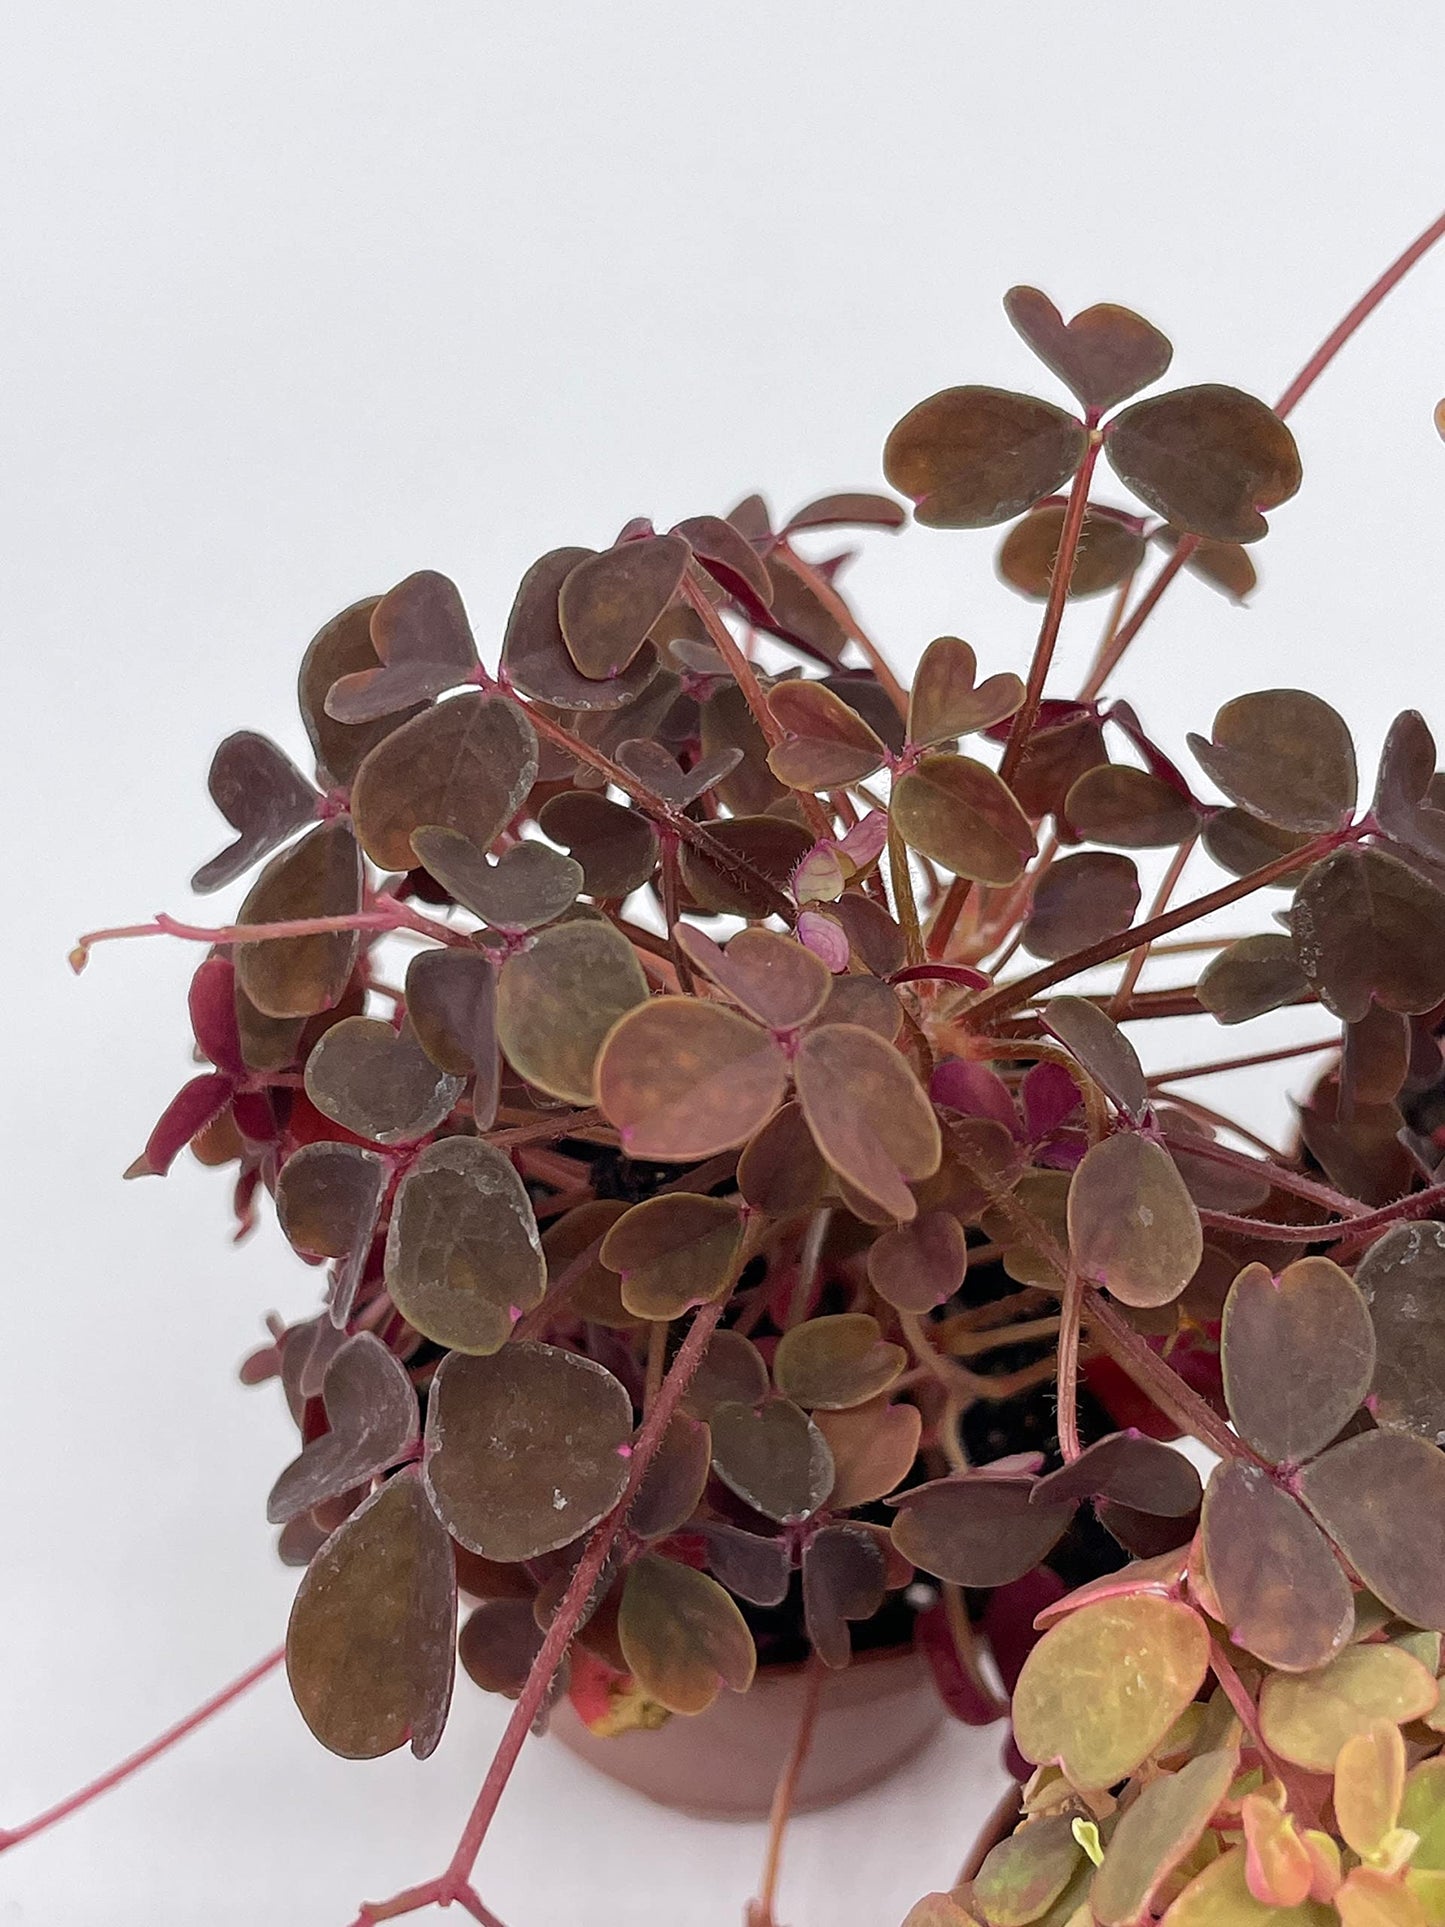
[0, 1645, 285, 1853]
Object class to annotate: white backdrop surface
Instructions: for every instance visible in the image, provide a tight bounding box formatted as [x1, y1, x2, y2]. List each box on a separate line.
[4, 5, 1445, 1923]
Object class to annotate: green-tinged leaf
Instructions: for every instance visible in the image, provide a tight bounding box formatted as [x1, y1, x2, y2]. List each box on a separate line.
[384, 1138, 544, 1354]
[1161, 1847, 1334, 1925]
[235, 817, 363, 1019]
[973, 1813, 1083, 1927]
[286, 1477, 456, 1760]
[883, 385, 1088, 529]
[600, 1192, 743, 1320]
[597, 997, 788, 1159]
[304, 1015, 463, 1145]
[680, 1330, 771, 1421]
[424, 1344, 633, 1562]
[892, 753, 1036, 885]
[1068, 1134, 1203, 1308]
[618, 1553, 756, 1714]
[710, 1395, 834, 1523]
[1222, 1257, 1374, 1464]
[1401, 1759, 1445, 1870]
[1012, 1595, 1210, 1789]
[1258, 1644, 1439, 1771]
[773, 1314, 907, 1411]
[1093, 1749, 1239, 1927]
[1335, 1720, 1406, 1859]
[497, 918, 649, 1104]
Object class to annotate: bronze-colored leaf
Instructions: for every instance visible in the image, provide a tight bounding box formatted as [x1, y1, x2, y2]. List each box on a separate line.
[1063, 764, 1199, 848]
[1201, 1460, 1353, 1673]
[1188, 690, 1356, 834]
[1068, 1133, 1203, 1308]
[299, 596, 426, 788]
[1105, 384, 1302, 543]
[710, 1395, 834, 1523]
[1152, 524, 1258, 602]
[424, 1343, 632, 1561]
[629, 1415, 712, 1540]
[235, 817, 363, 1019]
[596, 997, 787, 1160]
[867, 1209, 968, 1312]
[559, 535, 690, 680]
[766, 678, 888, 790]
[997, 501, 1146, 601]
[1004, 287, 1173, 412]
[351, 693, 538, 872]
[286, 1476, 456, 1760]
[1011, 706, 1109, 820]
[1221, 1257, 1375, 1464]
[756, 548, 851, 666]
[907, 635, 1025, 749]
[1091, 1748, 1240, 1927]
[1259, 1642, 1439, 1772]
[680, 1329, 771, 1422]
[883, 385, 1088, 529]
[384, 1137, 544, 1354]
[1022, 852, 1141, 961]
[192, 731, 317, 894]
[267, 1334, 419, 1525]
[1198, 934, 1309, 1024]
[1374, 711, 1445, 865]
[672, 513, 774, 612]
[802, 1523, 888, 1669]
[1300, 1431, 1445, 1631]
[274, 1141, 389, 1268]
[1356, 1223, 1445, 1445]
[614, 738, 743, 810]
[699, 681, 787, 815]
[617, 1552, 756, 1714]
[405, 948, 498, 1098]
[1292, 846, 1445, 1022]
[737, 1100, 831, 1217]
[326, 571, 479, 722]
[890, 1474, 1074, 1587]
[501, 547, 660, 709]
[794, 1022, 942, 1222]
[831, 891, 909, 977]
[1201, 807, 1312, 881]
[773, 1313, 906, 1411]
[496, 919, 649, 1105]
[304, 1015, 463, 1144]
[675, 925, 831, 1032]
[541, 1198, 631, 1328]
[781, 491, 906, 534]
[1042, 995, 1147, 1118]
[892, 753, 1035, 885]
[972, 1812, 1084, 1927]
[537, 791, 659, 899]
[817, 1399, 923, 1509]
[600, 1192, 743, 1320]
[458, 1597, 547, 1699]
[411, 827, 582, 932]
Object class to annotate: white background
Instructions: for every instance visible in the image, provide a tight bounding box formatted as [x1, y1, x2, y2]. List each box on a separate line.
[4, 5, 1445, 1923]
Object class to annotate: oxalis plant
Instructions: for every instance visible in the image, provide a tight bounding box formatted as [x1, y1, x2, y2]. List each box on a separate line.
[12, 207, 1445, 1927]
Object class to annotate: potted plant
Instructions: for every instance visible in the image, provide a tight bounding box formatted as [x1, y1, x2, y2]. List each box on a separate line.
[11, 204, 1445, 1927]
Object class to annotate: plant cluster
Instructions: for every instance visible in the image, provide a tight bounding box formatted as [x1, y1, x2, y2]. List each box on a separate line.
[20, 210, 1445, 1926]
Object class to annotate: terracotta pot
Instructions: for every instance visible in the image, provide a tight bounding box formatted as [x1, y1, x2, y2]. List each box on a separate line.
[550, 1646, 945, 1820]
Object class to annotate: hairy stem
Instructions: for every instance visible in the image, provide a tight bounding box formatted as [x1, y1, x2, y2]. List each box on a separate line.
[0, 1645, 285, 1853]
[999, 435, 1103, 787]
[1082, 1292, 1248, 1465]
[1108, 833, 1196, 1017]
